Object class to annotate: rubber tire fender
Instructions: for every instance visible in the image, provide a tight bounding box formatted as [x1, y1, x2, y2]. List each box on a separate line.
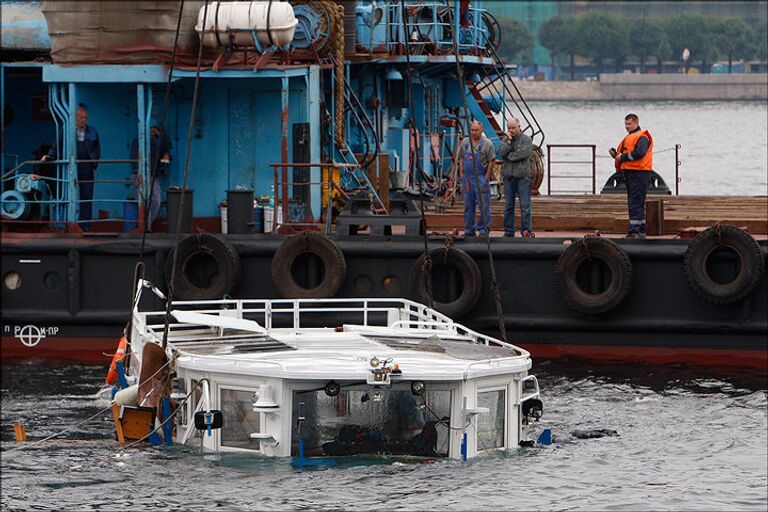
[271, 232, 347, 298]
[683, 224, 765, 304]
[555, 237, 633, 315]
[165, 233, 241, 300]
[410, 247, 482, 318]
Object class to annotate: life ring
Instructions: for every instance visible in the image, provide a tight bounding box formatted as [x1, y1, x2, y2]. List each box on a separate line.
[106, 335, 128, 386]
[555, 237, 633, 315]
[271, 232, 346, 298]
[683, 224, 765, 304]
[411, 247, 482, 318]
[166, 233, 241, 300]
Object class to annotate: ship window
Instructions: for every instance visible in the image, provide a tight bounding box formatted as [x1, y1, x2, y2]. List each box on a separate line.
[221, 388, 261, 450]
[3, 272, 21, 290]
[291, 389, 452, 458]
[476, 389, 505, 450]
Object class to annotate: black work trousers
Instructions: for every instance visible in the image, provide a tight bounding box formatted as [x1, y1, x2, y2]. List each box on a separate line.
[625, 170, 651, 234]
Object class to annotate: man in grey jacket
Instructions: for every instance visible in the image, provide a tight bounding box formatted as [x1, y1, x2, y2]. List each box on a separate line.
[498, 118, 533, 238]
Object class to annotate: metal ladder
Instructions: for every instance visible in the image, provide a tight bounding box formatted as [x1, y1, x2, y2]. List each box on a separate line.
[469, 43, 546, 148]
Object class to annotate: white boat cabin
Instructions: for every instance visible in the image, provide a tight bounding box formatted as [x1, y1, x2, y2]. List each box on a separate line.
[127, 283, 543, 461]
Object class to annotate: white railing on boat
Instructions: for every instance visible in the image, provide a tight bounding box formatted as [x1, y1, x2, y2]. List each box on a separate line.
[132, 283, 529, 358]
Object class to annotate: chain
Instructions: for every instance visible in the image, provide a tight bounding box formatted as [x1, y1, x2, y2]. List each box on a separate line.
[582, 234, 592, 260]
[443, 233, 455, 265]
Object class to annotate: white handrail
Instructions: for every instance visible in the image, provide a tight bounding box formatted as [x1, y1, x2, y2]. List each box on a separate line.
[518, 375, 540, 404]
[131, 281, 524, 355]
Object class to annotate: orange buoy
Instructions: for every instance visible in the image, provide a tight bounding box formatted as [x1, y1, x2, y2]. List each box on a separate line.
[106, 336, 128, 385]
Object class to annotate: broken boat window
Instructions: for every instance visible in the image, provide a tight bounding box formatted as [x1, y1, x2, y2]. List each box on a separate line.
[291, 389, 452, 458]
[221, 388, 261, 450]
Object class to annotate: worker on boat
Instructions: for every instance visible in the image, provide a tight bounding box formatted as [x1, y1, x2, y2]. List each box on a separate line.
[457, 120, 495, 237]
[42, 103, 101, 231]
[499, 117, 534, 238]
[610, 113, 654, 239]
[129, 125, 171, 231]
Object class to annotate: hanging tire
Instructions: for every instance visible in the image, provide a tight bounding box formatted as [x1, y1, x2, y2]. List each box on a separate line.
[555, 237, 633, 315]
[165, 233, 241, 300]
[271, 232, 346, 298]
[411, 247, 482, 318]
[683, 224, 765, 305]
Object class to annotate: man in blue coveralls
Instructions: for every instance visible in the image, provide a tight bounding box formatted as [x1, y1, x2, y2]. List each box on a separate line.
[43, 104, 101, 230]
[457, 120, 495, 237]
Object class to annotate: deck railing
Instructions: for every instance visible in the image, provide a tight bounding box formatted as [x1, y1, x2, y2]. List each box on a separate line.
[132, 287, 527, 357]
[1, 158, 142, 229]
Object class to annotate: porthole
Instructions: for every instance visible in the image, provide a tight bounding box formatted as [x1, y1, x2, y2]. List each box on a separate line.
[354, 274, 374, 294]
[382, 275, 400, 295]
[3, 272, 21, 290]
[43, 271, 60, 292]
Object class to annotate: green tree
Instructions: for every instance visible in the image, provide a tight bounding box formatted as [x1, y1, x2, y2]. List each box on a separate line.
[713, 18, 755, 73]
[663, 14, 717, 73]
[574, 12, 629, 76]
[630, 19, 663, 73]
[757, 22, 768, 62]
[539, 16, 579, 81]
[495, 17, 534, 65]
[655, 33, 673, 73]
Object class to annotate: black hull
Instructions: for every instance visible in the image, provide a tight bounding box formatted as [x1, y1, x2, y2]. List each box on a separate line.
[2, 233, 766, 368]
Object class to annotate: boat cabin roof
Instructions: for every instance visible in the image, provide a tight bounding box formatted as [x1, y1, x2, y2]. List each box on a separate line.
[132, 295, 532, 381]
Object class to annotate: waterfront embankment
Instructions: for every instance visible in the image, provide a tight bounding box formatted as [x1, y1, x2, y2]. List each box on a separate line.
[512, 73, 768, 101]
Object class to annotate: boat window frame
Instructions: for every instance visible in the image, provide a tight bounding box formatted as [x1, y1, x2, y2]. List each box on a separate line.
[475, 385, 508, 452]
[217, 383, 266, 454]
[286, 380, 458, 458]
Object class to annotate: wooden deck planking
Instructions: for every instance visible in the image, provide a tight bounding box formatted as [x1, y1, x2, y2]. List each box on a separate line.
[426, 195, 768, 234]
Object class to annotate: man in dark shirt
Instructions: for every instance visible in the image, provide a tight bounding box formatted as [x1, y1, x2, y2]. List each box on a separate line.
[43, 104, 100, 230]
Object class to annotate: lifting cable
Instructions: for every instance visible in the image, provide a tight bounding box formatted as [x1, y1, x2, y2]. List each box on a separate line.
[123, 0, 186, 354]
[138, 0, 186, 261]
[161, 0, 211, 349]
[451, 13, 507, 342]
[401, 0, 434, 309]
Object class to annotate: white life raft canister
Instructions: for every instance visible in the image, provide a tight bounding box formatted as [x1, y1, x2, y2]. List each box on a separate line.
[195, 1, 299, 49]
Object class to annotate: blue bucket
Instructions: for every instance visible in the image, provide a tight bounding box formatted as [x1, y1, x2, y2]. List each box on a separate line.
[123, 202, 139, 233]
[253, 205, 264, 233]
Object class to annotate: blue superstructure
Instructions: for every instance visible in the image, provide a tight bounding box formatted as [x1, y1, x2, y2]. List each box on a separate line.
[1, 0, 543, 232]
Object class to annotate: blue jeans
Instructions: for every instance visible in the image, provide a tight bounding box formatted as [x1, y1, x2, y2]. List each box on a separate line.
[130, 172, 162, 228]
[503, 175, 532, 235]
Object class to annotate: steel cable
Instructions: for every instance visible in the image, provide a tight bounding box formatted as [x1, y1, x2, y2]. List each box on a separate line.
[161, 0, 210, 349]
[452, 16, 507, 342]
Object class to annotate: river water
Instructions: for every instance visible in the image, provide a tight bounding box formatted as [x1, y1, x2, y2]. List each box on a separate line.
[2, 360, 766, 511]
[2, 100, 767, 510]
[520, 101, 768, 196]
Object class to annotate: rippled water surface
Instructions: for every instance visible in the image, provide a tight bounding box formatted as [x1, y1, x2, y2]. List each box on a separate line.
[2, 360, 766, 511]
[522, 101, 768, 196]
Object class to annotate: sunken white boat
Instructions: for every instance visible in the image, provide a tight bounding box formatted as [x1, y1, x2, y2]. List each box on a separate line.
[122, 281, 543, 461]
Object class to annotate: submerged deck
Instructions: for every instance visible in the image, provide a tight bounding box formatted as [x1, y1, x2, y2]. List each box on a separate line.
[426, 195, 768, 235]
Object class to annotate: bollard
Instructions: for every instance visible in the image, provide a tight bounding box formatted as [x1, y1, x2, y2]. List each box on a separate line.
[645, 198, 665, 236]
